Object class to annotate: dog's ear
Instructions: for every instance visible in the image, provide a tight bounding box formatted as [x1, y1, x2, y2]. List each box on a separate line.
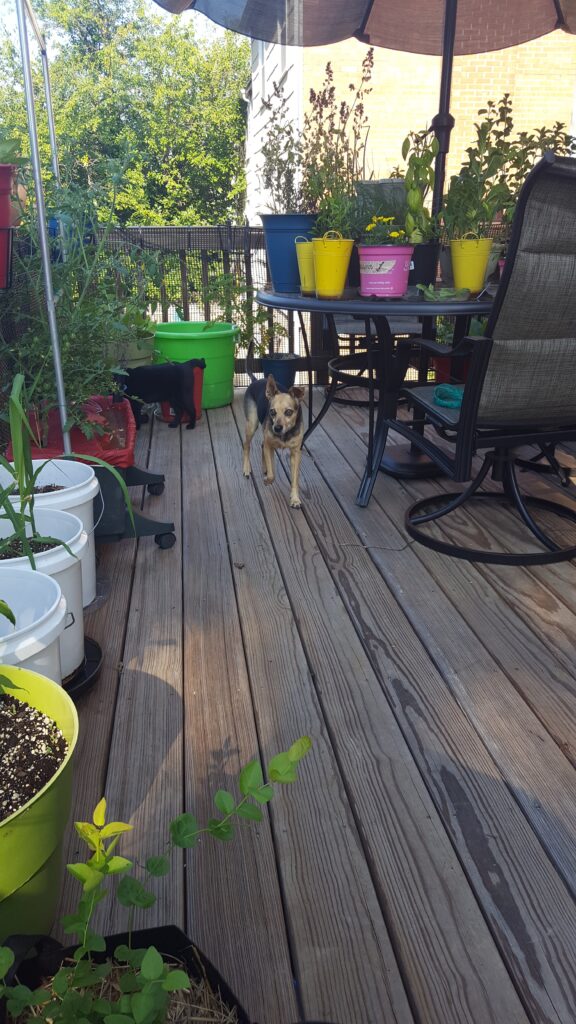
[289, 386, 305, 401]
[265, 374, 278, 399]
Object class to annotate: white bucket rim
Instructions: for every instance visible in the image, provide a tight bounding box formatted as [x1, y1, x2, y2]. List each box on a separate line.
[0, 508, 87, 572]
[0, 567, 66, 662]
[0, 459, 100, 510]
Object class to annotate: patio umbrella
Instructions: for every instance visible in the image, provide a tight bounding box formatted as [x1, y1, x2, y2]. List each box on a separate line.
[153, 0, 576, 211]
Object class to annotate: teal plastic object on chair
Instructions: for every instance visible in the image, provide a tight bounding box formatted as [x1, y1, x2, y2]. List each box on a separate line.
[433, 384, 463, 408]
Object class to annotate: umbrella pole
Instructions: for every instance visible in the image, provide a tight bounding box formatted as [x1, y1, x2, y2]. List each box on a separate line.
[431, 0, 457, 216]
[15, 0, 71, 454]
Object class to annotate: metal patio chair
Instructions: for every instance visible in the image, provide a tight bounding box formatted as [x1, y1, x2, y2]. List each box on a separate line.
[382, 152, 576, 565]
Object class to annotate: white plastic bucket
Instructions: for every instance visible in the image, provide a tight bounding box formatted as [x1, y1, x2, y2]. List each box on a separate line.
[0, 459, 100, 607]
[0, 509, 87, 680]
[0, 568, 66, 682]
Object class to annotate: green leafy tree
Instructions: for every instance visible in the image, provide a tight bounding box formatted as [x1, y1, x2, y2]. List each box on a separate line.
[0, 0, 249, 224]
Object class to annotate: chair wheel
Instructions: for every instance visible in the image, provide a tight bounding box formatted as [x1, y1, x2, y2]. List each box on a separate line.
[155, 532, 176, 549]
[147, 482, 165, 496]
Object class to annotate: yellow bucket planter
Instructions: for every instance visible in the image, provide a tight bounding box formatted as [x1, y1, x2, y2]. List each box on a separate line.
[295, 237, 315, 295]
[313, 232, 354, 300]
[450, 236, 493, 294]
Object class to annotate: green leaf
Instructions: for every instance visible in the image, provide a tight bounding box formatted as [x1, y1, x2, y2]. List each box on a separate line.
[145, 854, 170, 877]
[106, 855, 133, 875]
[100, 821, 133, 839]
[287, 736, 312, 763]
[119, 973, 142, 994]
[214, 789, 235, 815]
[116, 875, 156, 909]
[140, 946, 164, 982]
[235, 802, 263, 822]
[75, 821, 102, 852]
[0, 948, 14, 980]
[67, 862, 104, 892]
[207, 817, 234, 841]
[104, 1015, 135, 1024]
[162, 969, 190, 992]
[92, 798, 107, 827]
[252, 783, 274, 804]
[170, 812, 200, 848]
[267, 752, 297, 783]
[131, 990, 156, 1024]
[238, 758, 263, 796]
[0, 600, 15, 626]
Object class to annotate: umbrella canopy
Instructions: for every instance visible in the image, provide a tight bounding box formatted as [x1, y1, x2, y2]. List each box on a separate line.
[154, 0, 576, 51]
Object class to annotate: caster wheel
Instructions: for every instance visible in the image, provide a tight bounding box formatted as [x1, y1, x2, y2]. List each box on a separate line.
[140, 412, 150, 425]
[155, 532, 176, 549]
[147, 481, 165, 496]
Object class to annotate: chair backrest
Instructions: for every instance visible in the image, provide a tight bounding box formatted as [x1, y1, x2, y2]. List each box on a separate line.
[478, 154, 576, 426]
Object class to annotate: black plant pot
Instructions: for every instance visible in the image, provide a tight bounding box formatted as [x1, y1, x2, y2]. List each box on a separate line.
[347, 244, 360, 289]
[408, 241, 440, 287]
[1, 926, 250, 1024]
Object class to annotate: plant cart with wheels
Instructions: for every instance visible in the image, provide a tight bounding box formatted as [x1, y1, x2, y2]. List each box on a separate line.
[26, 397, 176, 548]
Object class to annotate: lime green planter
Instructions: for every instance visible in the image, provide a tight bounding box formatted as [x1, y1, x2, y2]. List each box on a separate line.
[0, 666, 79, 942]
[154, 321, 239, 409]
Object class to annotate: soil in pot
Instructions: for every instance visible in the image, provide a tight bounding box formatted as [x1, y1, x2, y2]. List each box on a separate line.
[0, 538, 58, 560]
[34, 485, 65, 494]
[0, 693, 67, 822]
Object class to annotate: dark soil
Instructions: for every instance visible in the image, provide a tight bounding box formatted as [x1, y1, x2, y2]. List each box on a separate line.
[34, 484, 65, 493]
[0, 693, 68, 821]
[0, 538, 57, 560]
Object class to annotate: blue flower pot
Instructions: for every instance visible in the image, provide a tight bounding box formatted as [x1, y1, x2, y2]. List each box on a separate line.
[260, 213, 317, 293]
[261, 353, 299, 390]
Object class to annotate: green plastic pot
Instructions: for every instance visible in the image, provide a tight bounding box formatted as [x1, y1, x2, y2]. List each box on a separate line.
[0, 666, 79, 942]
[154, 321, 239, 409]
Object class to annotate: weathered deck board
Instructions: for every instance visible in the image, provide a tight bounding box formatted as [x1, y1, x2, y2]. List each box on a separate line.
[96, 416, 186, 934]
[209, 404, 413, 1024]
[295, 401, 576, 1022]
[319, 401, 576, 896]
[180, 418, 300, 1024]
[59, 390, 576, 1024]
[228, 396, 529, 1024]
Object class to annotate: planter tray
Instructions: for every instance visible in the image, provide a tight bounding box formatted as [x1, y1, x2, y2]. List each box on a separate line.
[62, 636, 103, 702]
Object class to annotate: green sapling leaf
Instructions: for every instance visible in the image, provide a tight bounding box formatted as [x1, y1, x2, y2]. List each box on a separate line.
[116, 875, 156, 909]
[267, 752, 297, 783]
[0, 948, 14, 980]
[162, 970, 190, 992]
[106, 855, 133, 875]
[145, 854, 170, 877]
[207, 817, 234, 841]
[251, 784, 273, 804]
[140, 946, 164, 982]
[287, 736, 312, 763]
[170, 812, 200, 848]
[92, 798, 107, 826]
[214, 789, 235, 815]
[235, 802, 263, 822]
[104, 1015, 134, 1024]
[239, 758, 263, 796]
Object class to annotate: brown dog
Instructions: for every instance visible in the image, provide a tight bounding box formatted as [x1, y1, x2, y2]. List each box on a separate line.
[243, 374, 305, 508]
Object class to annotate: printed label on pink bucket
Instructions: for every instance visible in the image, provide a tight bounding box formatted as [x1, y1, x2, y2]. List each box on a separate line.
[358, 245, 413, 297]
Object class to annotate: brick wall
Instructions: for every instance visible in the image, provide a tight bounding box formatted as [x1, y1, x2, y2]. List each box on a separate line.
[301, 29, 576, 180]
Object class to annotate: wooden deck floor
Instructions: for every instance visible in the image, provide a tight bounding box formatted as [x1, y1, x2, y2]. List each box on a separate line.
[57, 391, 576, 1024]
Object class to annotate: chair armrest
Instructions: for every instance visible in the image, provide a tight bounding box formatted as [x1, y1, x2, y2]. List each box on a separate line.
[398, 334, 488, 358]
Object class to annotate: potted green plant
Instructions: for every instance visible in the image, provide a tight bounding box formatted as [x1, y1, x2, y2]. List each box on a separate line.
[0, 664, 79, 943]
[357, 214, 413, 298]
[398, 130, 440, 287]
[0, 737, 312, 1023]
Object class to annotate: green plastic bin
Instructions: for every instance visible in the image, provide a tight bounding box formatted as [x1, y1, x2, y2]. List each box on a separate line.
[0, 666, 79, 942]
[154, 321, 239, 409]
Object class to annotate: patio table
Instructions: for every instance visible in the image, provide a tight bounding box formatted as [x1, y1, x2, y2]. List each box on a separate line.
[256, 287, 493, 505]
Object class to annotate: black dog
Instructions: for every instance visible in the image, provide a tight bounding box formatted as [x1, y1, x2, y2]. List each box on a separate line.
[119, 359, 205, 430]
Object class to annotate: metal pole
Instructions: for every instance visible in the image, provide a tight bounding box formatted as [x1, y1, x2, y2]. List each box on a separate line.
[15, 0, 71, 452]
[431, 0, 457, 216]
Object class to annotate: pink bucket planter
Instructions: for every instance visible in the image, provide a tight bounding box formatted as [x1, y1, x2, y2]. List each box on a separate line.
[358, 244, 414, 298]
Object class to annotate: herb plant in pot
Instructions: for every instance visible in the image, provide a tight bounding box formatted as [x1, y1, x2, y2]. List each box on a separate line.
[0, 737, 312, 1023]
[0, 664, 79, 943]
[441, 139, 509, 294]
[357, 215, 413, 298]
[258, 81, 317, 293]
[399, 130, 440, 287]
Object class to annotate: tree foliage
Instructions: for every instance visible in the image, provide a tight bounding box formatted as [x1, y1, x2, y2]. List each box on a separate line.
[0, 0, 249, 224]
